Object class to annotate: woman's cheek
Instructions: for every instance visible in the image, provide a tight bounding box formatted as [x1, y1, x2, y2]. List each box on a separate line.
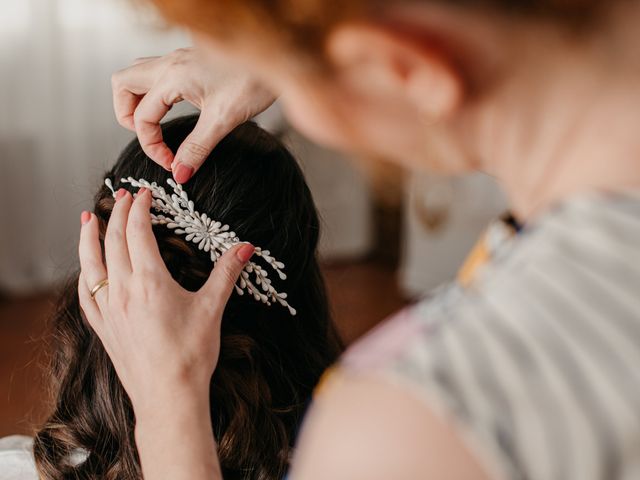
[280, 85, 360, 151]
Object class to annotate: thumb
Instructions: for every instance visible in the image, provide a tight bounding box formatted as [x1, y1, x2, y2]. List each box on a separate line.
[171, 109, 234, 184]
[199, 243, 255, 315]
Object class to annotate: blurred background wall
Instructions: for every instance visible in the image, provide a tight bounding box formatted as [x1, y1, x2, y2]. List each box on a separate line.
[0, 0, 190, 291]
[0, 0, 505, 437]
[0, 0, 376, 293]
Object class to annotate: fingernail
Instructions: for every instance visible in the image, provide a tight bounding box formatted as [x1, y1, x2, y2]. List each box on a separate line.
[116, 188, 127, 201]
[174, 162, 194, 184]
[237, 243, 255, 263]
[81, 211, 91, 225]
[133, 187, 147, 199]
[163, 151, 174, 171]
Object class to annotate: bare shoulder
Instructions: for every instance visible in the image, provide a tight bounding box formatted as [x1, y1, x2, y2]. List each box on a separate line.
[290, 372, 494, 480]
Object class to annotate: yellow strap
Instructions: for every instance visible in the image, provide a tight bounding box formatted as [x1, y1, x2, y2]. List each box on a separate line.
[456, 234, 490, 288]
[313, 219, 513, 398]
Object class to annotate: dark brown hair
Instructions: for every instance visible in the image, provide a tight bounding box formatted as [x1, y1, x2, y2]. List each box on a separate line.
[33, 116, 343, 480]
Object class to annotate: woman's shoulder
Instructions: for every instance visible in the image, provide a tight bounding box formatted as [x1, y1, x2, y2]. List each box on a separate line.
[340, 188, 640, 409]
[336, 189, 640, 480]
[0, 436, 38, 480]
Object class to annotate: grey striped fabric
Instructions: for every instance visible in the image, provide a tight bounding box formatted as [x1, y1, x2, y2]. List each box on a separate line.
[343, 191, 640, 480]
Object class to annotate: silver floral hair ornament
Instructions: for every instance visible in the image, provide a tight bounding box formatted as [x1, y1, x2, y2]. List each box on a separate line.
[105, 177, 297, 316]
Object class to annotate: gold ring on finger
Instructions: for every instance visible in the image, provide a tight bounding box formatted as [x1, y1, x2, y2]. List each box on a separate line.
[90, 278, 109, 301]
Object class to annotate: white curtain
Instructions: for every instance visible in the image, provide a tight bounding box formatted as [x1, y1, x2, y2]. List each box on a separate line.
[0, 0, 191, 292]
[0, 0, 374, 293]
[0, 0, 503, 297]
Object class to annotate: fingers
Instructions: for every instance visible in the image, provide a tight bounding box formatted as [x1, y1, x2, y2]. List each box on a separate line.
[79, 212, 109, 314]
[111, 58, 161, 132]
[78, 271, 104, 333]
[126, 189, 165, 272]
[199, 243, 255, 316]
[171, 108, 230, 184]
[112, 89, 142, 131]
[133, 89, 176, 170]
[105, 189, 134, 279]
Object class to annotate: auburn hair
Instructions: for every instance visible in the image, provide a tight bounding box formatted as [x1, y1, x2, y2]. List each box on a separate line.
[149, 0, 609, 59]
[33, 116, 343, 480]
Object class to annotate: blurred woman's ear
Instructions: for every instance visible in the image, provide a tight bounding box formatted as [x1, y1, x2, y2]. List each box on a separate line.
[325, 23, 464, 119]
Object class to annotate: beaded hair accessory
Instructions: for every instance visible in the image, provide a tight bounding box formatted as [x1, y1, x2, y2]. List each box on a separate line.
[105, 177, 296, 316]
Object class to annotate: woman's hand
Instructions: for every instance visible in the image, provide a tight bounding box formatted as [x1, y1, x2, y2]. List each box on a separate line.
[78, 188, 254, 479]
[111, 47, 276, 183]
[77, 188, 255, 411]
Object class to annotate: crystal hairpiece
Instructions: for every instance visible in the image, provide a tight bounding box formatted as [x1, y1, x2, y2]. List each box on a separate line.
[105, 177, 296, 316]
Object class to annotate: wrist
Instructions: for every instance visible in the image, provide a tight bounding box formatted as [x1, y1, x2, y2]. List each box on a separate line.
[133, 381, 221, 480]
[133, 379, 211, 427]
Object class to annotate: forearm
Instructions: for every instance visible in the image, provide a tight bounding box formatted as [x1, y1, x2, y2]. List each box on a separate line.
[134, 384, 222, 480]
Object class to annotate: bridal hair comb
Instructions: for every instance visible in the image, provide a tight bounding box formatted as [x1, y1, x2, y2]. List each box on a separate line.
[105, 177, 296, 316]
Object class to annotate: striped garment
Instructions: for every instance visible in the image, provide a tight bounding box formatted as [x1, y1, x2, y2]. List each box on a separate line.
[340, 190, 640, 480]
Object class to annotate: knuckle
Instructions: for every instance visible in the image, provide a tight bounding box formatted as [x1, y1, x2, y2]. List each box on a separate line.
[116, 114, 130, 129]
[111, 69, 130, 93]
[165, 48, 196, 76]
[146, 273, 163, 291]
[106, 226, 124, 242]
[132, 106, 145, 125]
[132, 281, 156, 305]
[221, 262, 240, 285]
[134, 272, 158, 292]
[136, 267, 157, 282]
[126, 216, 147, 235]
[181, 141, 209, 162]
[170, 48, 189, 62]
[167, 53, 185, 71]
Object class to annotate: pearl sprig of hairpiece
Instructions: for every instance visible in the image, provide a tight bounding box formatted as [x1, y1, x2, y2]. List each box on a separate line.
[105, 177, 296, 316]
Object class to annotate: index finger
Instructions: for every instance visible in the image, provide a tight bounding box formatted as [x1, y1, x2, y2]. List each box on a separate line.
[112, 63, 154, 131]
[133, 89, 176, 170]
[111, 58, 164, 133]
[112, 88, 142, 132]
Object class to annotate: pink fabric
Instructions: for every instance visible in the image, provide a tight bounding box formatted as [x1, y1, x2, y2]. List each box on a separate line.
[341, 308, 425, 372]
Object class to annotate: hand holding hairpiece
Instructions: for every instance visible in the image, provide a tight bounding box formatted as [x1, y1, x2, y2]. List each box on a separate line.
[105, 177, 296, 316]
